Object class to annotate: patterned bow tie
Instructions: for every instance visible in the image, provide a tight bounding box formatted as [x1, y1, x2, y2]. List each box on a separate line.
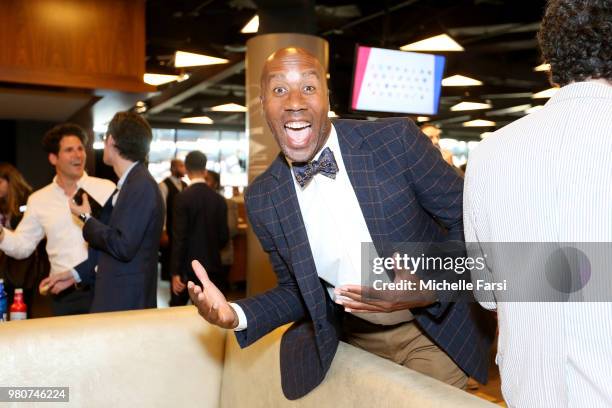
[292, 147, 339, 187]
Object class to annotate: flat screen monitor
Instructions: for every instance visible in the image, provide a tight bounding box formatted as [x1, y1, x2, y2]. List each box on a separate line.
[351, 45, 445, 115]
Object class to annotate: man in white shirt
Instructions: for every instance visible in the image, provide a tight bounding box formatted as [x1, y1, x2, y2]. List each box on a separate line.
[0, 123, 115, 315]
[184, 47, 494, 399]
[45, 112, 164, 313]
[464, 0, 612, 406]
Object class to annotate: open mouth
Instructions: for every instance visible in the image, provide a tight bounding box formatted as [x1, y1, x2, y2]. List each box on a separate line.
[284, 121, 312, 147]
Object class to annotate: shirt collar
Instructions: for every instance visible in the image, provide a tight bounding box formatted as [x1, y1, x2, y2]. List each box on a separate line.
[117, 162, 139, 190]
[546, 80, 612, 106]
[189, 177, 206, 185]
[52, 172, 89, 193]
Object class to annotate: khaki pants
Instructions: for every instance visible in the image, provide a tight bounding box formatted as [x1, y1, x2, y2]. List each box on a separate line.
[343, 315, 468, 389]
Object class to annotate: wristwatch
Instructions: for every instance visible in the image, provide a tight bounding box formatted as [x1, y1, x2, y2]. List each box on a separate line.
[78, 213, 91, 223]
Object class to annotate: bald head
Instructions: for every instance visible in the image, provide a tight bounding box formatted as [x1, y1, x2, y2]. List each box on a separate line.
[260, 47, 325, 90]
[259, 47, 332, 163]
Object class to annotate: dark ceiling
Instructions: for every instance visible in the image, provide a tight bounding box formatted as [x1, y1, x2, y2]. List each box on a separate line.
[143, 0, 550, 140]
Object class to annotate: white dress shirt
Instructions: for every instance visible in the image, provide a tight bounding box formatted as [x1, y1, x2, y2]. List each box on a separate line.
[464, 81, 612, 407]
[0, 173, 116, 275]
[232, 125, 413, 330]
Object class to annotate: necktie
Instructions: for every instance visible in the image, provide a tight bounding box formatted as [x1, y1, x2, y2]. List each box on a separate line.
[292, 147, 339, 187]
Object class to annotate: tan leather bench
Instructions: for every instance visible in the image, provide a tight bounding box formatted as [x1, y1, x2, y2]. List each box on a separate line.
[0, 306, 497, 407]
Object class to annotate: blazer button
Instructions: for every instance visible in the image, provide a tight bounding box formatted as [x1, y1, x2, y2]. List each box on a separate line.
[316, 323, 323, 330]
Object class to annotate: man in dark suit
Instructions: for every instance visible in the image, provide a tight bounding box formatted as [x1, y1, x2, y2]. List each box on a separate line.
[45, 112, 164, 313]
[169, 151, 228, 306]
[187, 48, 493, 400]
[159, 159, 187, 282]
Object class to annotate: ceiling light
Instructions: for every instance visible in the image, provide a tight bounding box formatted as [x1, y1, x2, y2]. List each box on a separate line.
[143, 73, 180, 86]
[442, 75, 483, 87]
[241, 15, 259, 34]
[532, 87, 559, 99]
[463, 119, 496, 127]
[534, 63, 551, 72]
[328, 111, 338, 118]
[450, 101, 491, 111]
[525, 105, 544, 114]
[211, 103, 247, 112]
[180, 116, 214, 124]
[480, 132, 493, 139]
[174, 51, 229, 68]
[416, 116, 430, 122]
[400, 34, 464, 52]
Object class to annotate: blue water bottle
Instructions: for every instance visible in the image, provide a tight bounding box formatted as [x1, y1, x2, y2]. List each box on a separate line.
[0, 278, 7, 322]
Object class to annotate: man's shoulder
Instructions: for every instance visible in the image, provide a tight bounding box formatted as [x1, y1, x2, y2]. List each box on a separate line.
[335, 117, 419, 147]
[28, 183, 56, 204]
[245, 164, 280, 205]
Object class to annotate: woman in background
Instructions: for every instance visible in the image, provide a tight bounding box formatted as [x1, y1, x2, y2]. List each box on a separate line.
[0, 163, 43, 313]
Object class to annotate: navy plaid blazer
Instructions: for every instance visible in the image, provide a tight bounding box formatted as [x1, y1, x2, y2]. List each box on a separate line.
[236, 118, 494, 400]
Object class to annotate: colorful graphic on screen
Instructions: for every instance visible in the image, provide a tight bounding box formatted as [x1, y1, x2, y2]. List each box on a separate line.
[351, 46, 445, 115]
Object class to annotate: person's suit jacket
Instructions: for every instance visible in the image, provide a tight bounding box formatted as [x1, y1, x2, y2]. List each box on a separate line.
[236, 118, 495, 400]
[77, 163, 164, 313]
[171, 182, 229, 284]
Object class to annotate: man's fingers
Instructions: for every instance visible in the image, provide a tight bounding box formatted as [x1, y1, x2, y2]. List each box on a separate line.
[191, 260, 210, 286]
[336, 298, 386, 312]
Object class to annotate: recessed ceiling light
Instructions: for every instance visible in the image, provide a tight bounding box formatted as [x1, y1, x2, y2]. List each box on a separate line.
[532, 87, 559, 98]
[180, 116, 214, 124]
[525, 105, 544, 114]
[143, 73, 180, 86]
[174, 51, 229, 68]
[450, 101, 491, 111]
[211, 103, 247, 112]
[400, 34, 464, 52]
[442, 75, 483, 87]
[463, 119, 496, 127]
[241, 15, 259, 34]
[534, 63, 551, 72]
[416, 116, 431, 122]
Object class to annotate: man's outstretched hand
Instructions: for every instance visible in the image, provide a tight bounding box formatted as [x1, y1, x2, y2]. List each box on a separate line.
[187, 260, 238, 329]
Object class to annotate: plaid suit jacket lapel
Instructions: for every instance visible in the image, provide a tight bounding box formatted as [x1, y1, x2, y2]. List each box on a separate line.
[268, 154, 327, 323]
[334, 120, 388, 258]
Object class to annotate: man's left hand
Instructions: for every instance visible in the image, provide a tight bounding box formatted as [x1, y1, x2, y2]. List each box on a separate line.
[69, 193, 91, 217]
[39, 271, 76, 295]
[334, 253, 437, 313]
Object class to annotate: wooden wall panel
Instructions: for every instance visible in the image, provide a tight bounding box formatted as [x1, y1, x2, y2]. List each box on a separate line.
[0, 0, 152, 92]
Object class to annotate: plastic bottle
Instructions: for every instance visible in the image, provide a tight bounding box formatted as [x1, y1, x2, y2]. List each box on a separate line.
[0, 279, 7, 322]
[9, 288, 27, 321]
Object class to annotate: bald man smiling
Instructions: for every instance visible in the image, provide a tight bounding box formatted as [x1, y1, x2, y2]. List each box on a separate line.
[186, 47, 494, 399]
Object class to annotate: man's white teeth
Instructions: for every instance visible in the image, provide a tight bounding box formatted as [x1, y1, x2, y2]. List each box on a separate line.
[285, 122, 310, 130]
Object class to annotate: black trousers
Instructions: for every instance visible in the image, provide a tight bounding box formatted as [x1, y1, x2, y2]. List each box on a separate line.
[51, 286, 93, 316]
